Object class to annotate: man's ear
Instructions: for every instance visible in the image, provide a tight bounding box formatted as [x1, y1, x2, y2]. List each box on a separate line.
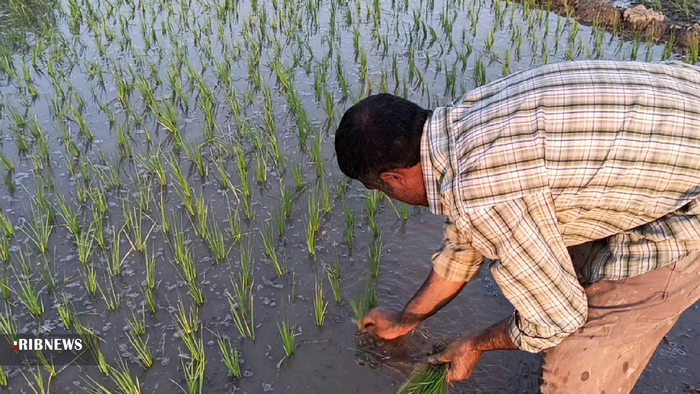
[379, 170, 405, 189]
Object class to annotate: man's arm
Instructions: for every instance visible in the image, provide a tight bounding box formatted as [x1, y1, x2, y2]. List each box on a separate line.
[363, 269, 467, 339]
[398, 269, 466, 327]
[364, 219, 482, 339]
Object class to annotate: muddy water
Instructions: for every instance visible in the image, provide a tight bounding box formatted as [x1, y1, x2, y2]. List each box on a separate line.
[0, 0, 698, 392]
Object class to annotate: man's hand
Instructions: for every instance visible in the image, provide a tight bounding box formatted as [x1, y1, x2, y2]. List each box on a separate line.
[428, 318, 519, 381]
[427, 337, 482, 381]
[363, 307, 416, 340]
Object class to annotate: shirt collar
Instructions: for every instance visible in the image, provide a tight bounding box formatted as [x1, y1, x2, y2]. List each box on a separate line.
[420, 107, 451, 216]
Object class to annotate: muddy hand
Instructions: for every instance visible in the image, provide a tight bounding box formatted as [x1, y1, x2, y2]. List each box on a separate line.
[427, 336, 482, 382]
[362, 307, 415, 340]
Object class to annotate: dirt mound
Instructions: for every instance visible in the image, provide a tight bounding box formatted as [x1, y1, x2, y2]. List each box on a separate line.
[534, 0, 699, 53]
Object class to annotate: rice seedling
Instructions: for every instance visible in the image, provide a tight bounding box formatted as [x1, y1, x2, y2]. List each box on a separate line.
[100, 275, 121, 311]
[4, 175, 14, 195]
[0, 303, 16, 336]
[74, 321, 98, 351]
[109, 226, 126, 276]
[193, 193, 209, 239]
[132, 176, 153, 214]
[115, 124, 134, 158]
[54, 193, 81, 236]
[227, 279, 255, 340]
[83, 263, 99, 297]
[217, 336, 242, 378]
[76, 223, 96, 264]
[227, 205, 242, 244]
[74, 180, 89, 206]
[311, 129, 324, 177]
[365, 190, 380, 217]
[314, 275, 328, 327]
[14, 130, 29, 154]
[291, 159, 304, 189]
[141, 149, 168, 186]
[55, 292, 74, 329]
[123, 204, 154, 253]
[143, 285, 157, 314]
[342, 199, 354, 248]
[0, 237, 9, 263]
[20, 364, 51, 394]
[367, 276, 377, 308]
[0, 211, 13, 238]
[396, 362, 449, 394]
[0, 153, 14, 172]
[73, 107, 95, 141]
[234, 146, 253, 219]
[188, 281, 206, 306]
[36, 253, 56, 291]
[35, 347, 58, 378]
[92, 210, 107, 250]
[369, 235, 382, 279]
[277, 317, 299, 357]
[270, 205, 286, 238]
[167, 154, 195, 215]
[686, 38, 699, 64]
[237, 238, 254, 286]
[172, 300, 200, 336]
[306, 219, 317, 257]
[183, 140, 208, 179]
[0, 264, 9, 298]
[31, 180, 54, 221]
[13, 268, 45, 317]
[22, 206, 53, 254]
[176, 243, 198, 283]
[350, 290, 368, 330]
[255, 151, 268, 183]
[108, 355, 143, 394]
[177, 319, 206, 365]
[325, 251, 342, 303]
[127, 331, 153, 369]
[16, 249, 33, 277]
[90, 343, 110, 378]
[126, 305, 147, 336]
[308, 190, 321, 232]
[0, 367, 6, 387]
[261, 222, 285, 277]
[174, 352, 205, 394]
[320, 177, 333, 214]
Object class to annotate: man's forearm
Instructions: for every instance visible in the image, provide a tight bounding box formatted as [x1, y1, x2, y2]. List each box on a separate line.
[398, 269, 466, 328]
[471, 317, 518, 352]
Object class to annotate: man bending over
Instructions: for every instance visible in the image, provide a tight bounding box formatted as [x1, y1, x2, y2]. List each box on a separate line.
[334, 60, 700, 393]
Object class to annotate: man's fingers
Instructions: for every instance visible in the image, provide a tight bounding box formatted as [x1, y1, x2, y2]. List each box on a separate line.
[362, 314, 376, 328]
[363, 324, 378, 336]
[427, 351, 449, 365]
[446, 361, 474, 382]
[446, 367, 462, 382]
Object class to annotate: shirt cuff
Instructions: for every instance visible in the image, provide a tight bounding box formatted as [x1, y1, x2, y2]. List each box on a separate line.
[507, 310, 583, 353]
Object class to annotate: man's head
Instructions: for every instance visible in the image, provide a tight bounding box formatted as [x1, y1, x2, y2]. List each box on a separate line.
[334, 93, 431, 206]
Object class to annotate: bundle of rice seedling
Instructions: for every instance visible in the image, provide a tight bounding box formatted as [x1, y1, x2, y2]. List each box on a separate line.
[396, 362, 449, 394]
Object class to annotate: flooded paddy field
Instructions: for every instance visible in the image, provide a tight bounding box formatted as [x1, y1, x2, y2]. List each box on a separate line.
[0, 0, 698, 392]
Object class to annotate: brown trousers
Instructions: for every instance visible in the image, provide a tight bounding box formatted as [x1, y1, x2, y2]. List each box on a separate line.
[540, 244, 700, 394]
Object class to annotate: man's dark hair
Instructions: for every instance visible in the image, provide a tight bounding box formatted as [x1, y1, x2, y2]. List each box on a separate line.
[334, 94, 431, 188]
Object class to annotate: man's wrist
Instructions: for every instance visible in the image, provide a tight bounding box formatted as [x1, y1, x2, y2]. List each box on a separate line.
[470, 318, 518, 353]
[397, 310, 422, 331]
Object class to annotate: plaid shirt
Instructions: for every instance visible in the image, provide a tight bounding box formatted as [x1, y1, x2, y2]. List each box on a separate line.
[422, 60, 700, 353]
